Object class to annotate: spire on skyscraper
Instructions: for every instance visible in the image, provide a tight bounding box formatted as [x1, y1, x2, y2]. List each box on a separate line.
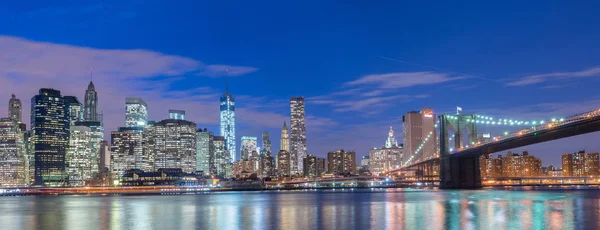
[385, 126, 399, 148]
[225, 69, 229, 94]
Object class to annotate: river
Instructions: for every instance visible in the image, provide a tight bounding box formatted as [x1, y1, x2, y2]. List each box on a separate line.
[0, 188, 598, 229]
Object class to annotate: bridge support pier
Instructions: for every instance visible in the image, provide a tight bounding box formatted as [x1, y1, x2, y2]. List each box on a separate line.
[440, 155, 481, 189]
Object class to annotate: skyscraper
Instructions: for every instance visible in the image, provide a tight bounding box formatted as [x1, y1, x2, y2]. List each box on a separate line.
[220, 79, 236, 163]
[241, 136, 258, 160]
[31, 88, 70, 186]
[280, 122, 290, 152]
[64, 96, 83, 125]
[290, 97, 306, 175]
[196, 129, 213, 176]
[0, 118, 26, 187]
[145, 119, 197, 173]
[75, 121, 103, 181]
[125, 97, 148, 128]
[84, 78, 98, 121]
[8, 94, 22, 123]
[402, 108, 436, 164]
[66, 126, 92, 186]
[261, 132, 272, 156]
[169, 109, 186, 120]
[212, 136, 230, 178]
[111, 127, 144, 177]
[369, 127, 404, 176]
[277, 150, 291, 177]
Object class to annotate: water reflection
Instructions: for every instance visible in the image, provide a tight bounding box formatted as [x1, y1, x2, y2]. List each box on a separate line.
[0, 189, 599, 229]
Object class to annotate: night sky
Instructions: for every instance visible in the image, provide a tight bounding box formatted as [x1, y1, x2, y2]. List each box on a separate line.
[1, 1, 600, 166]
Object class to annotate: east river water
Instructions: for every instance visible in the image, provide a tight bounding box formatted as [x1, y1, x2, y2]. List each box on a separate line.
[1, 188, 599, 229]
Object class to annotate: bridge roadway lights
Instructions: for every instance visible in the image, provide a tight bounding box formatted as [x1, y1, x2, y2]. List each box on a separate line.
[440, 154, 482, 189]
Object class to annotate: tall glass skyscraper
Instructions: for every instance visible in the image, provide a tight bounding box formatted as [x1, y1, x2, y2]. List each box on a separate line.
[261, 132, 271, 156]
[0, 118, 26, 186]
[290, 97, 306, 175]
[84, 80, 98, 121]
[196, 129, 213, 176]
[241, 136, 257, 160]
[220, 81, 236, 162]
[125, 97, 148, 128]
[31, 88, 70, 186]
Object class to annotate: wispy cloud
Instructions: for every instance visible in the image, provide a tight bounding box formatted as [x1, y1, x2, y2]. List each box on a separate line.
[345, 71, 466, 89]
[199, 65, 259, 77]
[507, 67, 600, 86]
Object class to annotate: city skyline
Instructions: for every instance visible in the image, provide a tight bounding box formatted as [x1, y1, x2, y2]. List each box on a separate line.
[1, 2, 600, 167]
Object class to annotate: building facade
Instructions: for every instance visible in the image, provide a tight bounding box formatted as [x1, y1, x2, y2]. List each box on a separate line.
[111, 127, 144, 177]
[125, 97, 148, 128]
[369, 127, 403, 176]
[402, 108, 436, 164]
[64, 96, 83, 126]
[168, 110, 185, 120]
[9, 94, 22, 123]
[261, 132, 272, 156]
[212, 136, 231, 178]
[562, 151, 599, 177]
[328, 149, 357, 176]
[84, 80, 98, 121]
[145, 119, 197, 173]
[277, 150, 291, 177]
[290, 97, 306, 175]
[260, 154, 275, 178]
[0, 118, 26, 187]
[220, 89, 236, 163]
[303, 154, 326, 178]
[196, 129, 213, 176]
[31, 88, 70, 186]
[241, 136, 258, 160]
[66, 126, 93, 186]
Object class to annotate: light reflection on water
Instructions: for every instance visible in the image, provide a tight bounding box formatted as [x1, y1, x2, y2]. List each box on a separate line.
[0, 188, 598, 230]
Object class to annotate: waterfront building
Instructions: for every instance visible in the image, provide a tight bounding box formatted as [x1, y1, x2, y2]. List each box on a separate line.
[145, 119, 197, 173]
[328, 149, 357, 176]
[75, 121, 103, 178]
[261, 132, 272, 156]
[99, 140, 111, 185]
[277, 150, 291, 177]
[120, 168, 200, 186]
[31, 88, 70, 186]
[196, 129, 213, 176]
[66, 126, 92, 186]
[562, 151, 599, 177]
[0, 118, 26, 187]
[212, 136, 230, 178]
[125, 97, 148, 128]
[303, 154, 326, 178]
[220, 79, 236, 163]
[9, 94, 22, 123]
[168, 109, 185, 120]
[402, 108, 436, 164]
[241, 136, 257, 160]
[84, 79, 98, 121]
[260, 153, 275, 178]
[290, 97, 306, 175]
[369, 127, 403, 176]
[481, 151, 542, 178]
[232, 159, 259, 179]
[111, 127, 144, 177]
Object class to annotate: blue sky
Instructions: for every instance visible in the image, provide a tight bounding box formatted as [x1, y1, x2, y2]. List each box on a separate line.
[1, 1, 600, 166]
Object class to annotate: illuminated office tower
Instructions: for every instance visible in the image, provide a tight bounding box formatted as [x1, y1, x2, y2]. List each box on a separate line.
[75, 121, 103, 179]
[290, 97, 306, 175]
[260, 153, 275, 178]
[66, 126, 92, 186]
[241, 136, 258, 160]
[303, 154, 326, 178]
[0, 118, 26, 187]
[213, 136, 230, 178]
[277, 150, 291, 177]
[99, 140, 111, 184]
[64, 96, 83, 125]
[9, 94, 22, 123]
[125, 97, 148, 128]
[31, 88, 70, 186]
[261, 132, 272, 156]
[111, 127, 144, 177]
[402, 108, 436, 164]
[146, 119, 197, 173]
[196, 129, 213, 176]
[169, 110, 186, 120]
[220, 75, 236, 163]
[84, 78, 98, 121]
